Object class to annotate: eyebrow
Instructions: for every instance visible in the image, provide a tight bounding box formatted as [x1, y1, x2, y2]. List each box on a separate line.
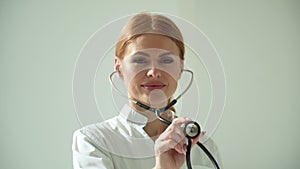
[159, 51, 177, 57]
[132, 51, 176, 57]
[132, 51, 150, 57]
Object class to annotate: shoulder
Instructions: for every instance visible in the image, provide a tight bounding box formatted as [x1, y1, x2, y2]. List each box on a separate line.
[72, 120, 118, 169]
[73, 116, 123, 146]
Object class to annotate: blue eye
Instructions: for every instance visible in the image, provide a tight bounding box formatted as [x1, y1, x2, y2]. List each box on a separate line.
[133, 57, 147, 64]
[160, 57, 174, 64]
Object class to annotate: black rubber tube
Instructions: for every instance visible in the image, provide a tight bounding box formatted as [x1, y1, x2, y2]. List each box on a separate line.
[196, 141, 220, 169]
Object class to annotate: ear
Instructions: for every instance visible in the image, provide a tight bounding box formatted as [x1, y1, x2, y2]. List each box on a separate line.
[114, 57, 123, 79]
[179, 60, 184, 78]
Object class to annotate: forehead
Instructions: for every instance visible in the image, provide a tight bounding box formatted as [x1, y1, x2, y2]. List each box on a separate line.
[127, 48, 179, 58]
[123, 34, 180, 58]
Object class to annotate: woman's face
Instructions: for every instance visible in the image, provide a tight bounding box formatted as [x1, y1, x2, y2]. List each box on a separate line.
[115, 34, 183, 108]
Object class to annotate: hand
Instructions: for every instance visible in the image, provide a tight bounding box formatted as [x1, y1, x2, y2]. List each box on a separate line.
[153, 117, 204, 169]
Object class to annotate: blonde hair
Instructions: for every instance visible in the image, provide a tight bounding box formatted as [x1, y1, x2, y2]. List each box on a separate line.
[115, 12, 185, 60]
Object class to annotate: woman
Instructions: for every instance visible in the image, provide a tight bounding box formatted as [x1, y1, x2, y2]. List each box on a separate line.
[72, 12, 221, 169]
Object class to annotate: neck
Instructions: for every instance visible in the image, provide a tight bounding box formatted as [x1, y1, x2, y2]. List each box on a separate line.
[143, 119, 168, 140]
[129, 102, 157, 122]
[129, 102, 175, 140]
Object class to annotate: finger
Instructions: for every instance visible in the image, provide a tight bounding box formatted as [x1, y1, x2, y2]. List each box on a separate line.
[173, 132, 189, 154]
[174, 142, 186, 155]
[166, 131, 186, 147]
[155, 138, 182, 155]
[171, 117, 191, 126]
[168, 131, 183, 144]
[174, 134, 189, 152]
[164, 123, 186, 143]
[156, 129, 187, 155]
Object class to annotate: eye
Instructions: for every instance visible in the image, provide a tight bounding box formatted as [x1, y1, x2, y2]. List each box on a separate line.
[160, 57, 174, 64]
[133, 57, 147, 64]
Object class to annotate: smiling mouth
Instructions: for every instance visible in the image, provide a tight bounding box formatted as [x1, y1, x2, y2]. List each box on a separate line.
[141, 83, 166, 91]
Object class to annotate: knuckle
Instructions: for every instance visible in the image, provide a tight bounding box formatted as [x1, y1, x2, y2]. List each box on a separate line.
[172, 118, 181, 124]
[167, 140, 176, 148]
[168, 125, 176, 132]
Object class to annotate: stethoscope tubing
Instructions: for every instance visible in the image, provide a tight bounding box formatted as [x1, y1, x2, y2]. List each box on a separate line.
[109, 70, 220, 169]
[109, 69, 194, 103]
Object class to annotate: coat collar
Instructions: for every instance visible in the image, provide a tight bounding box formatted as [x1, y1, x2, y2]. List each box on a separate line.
[119, 104, 148, 126]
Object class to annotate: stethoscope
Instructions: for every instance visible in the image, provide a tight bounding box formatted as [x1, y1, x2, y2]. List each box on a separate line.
[109, 69, 220, 169]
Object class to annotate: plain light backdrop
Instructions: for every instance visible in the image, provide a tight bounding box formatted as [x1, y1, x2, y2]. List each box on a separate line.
[1, 0, 299, 169]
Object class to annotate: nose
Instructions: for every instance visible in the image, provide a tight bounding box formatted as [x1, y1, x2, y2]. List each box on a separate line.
[146, 67, 161, 78]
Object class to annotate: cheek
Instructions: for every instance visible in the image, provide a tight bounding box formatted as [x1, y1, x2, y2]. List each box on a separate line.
[169, 80, 178, 92]
[122, 63, 142, 79]
[165, 75, 178, 93]
[121, 67, 136, 86]
[163, 69, 182, 82]
[123, 70, 144, 90]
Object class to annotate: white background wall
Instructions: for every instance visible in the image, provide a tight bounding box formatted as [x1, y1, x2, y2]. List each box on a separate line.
[1, 0, 299, 169]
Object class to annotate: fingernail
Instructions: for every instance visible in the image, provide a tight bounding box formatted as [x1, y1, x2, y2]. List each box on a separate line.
[183, 117, 190, 121]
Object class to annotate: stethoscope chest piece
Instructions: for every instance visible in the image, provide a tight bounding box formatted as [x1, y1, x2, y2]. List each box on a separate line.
[109, 70, 220, 169]
[183, 121, 201, 139]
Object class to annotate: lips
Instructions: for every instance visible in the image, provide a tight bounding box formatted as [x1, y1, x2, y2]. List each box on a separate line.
[141, 82, 166, 91]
